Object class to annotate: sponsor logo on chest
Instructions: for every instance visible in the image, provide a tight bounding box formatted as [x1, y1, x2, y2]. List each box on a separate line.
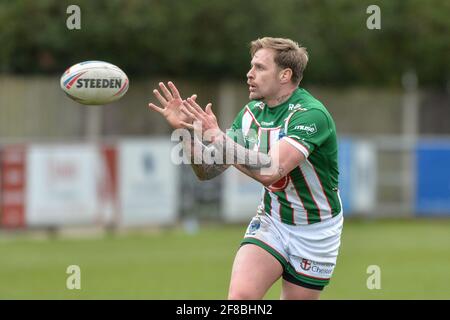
[260, 121, 274, 126]
[288, 103, 306, 111]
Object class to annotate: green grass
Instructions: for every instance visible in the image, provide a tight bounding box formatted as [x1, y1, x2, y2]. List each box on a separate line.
[0, 219, 449, 299]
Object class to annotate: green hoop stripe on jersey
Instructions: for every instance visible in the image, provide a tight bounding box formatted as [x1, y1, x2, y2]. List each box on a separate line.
[290, 167, 321, 223]
[299, 156, 341, 218]
[229, 88, 341, 225]
[274, 190, 295, 225]
[241, 238, 330, 287]
[306, 157, 341, 218]
[264, 189, 272, 216]
[258, 128, 270, 154]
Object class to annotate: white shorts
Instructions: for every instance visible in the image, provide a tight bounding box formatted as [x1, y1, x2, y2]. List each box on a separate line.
[241, 212, 344, 290]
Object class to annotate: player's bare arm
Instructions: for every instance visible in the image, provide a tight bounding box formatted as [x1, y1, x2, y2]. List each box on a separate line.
[233, 139, 305, 187]
[148, 81, 230, 180]
[180, 129, 231, 181]
[181, 97, 305, 186]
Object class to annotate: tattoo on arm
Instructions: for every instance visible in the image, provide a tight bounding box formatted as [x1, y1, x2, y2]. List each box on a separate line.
[277, 167, 285, 179]
[182, 131, 229, 180]
[191, 162, 229, 181]
[210, 134, 272, 170]
[181, 129, 274, 180]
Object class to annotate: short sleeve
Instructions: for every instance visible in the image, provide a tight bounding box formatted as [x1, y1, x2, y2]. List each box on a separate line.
[282, 109, 331, 158]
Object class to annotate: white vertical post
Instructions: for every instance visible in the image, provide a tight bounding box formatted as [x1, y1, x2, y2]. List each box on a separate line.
[351, 141, 377, 214]
[401, 70, 419, 214]
[85, 106, 102, 142]
[218, 81, 237, 130]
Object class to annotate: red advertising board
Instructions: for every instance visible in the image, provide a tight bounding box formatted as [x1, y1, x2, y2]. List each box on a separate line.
[0, 145, 26, 228]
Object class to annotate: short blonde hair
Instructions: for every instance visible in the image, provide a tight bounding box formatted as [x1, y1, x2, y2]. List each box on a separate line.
[250, 37, 309, 84]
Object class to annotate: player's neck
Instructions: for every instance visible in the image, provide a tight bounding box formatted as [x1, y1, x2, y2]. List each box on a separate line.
[264, 86, 297, 108]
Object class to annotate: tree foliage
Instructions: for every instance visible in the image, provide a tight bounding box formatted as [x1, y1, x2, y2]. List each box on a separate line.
[0, 0, 448, 86]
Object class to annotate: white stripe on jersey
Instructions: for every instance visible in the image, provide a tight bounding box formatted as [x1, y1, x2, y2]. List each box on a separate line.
[282, 136, 310, 158]
[284, 111, 296, 133]
[245, 106, 261, 127]
[259, 179, 311, 225]
[285, 178, 308, 224]
[241, 110, 253, 136]
[266, 189, 282, 222]
[268, 128, 280, 149]
[337, 189, 344, 215]
[300, 159, 333, 219]
[256, 126, 262, 151]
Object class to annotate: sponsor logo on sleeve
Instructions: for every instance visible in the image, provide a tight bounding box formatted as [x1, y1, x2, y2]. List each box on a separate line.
[294, 123, 317, 136]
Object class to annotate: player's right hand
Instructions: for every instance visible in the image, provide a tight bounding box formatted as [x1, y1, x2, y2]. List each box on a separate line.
[148, 81, 196, 129]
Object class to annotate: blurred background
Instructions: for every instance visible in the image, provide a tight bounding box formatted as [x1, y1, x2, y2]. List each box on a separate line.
[0, 0, 449, 299]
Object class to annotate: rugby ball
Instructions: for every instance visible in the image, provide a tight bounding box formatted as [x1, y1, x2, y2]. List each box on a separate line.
[60, 61, 129, 105]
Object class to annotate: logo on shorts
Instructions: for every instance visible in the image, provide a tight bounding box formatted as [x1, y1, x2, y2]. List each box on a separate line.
[300, 259, 312, 271]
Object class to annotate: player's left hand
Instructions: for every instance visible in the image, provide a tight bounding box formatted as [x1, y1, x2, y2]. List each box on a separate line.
[180, 97, 224, 142]
[148, 81, 196, 129]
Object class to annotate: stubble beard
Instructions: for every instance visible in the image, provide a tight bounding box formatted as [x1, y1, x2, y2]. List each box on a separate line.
[249, 91, 264, 101]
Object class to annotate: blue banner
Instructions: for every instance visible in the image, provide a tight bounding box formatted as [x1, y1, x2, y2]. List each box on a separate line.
[415, 140, 450, 215]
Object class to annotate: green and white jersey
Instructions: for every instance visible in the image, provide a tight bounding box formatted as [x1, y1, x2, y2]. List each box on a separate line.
[228, 88, 342, 225]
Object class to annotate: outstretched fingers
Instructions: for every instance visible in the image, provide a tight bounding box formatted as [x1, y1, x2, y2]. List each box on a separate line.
[153, 89, 168, 107]
[205, 103, 213, 115]
[186, 97, 205, 115]
[148, 102, 164, 114]
[168, 81, 181, 99]
[159, 82, 173, 101]
[180, 104, 196, 120]
[179, 121, 194, 130]
[183, 100, 203, 119]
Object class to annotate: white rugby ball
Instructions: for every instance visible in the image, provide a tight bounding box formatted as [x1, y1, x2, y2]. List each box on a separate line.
[60, 61, 129, 105]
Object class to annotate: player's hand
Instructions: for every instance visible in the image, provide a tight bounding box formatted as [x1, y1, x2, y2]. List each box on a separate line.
[180, 97, 224, 142]
[148, 81, 196, 129]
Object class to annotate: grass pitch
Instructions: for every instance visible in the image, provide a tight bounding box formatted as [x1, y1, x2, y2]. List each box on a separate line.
[0, 218, 449, 299]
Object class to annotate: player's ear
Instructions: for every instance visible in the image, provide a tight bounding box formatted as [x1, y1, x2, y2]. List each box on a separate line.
[279, 68, 293, 84]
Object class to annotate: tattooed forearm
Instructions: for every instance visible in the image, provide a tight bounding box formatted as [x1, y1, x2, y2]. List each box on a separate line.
[180, 129, 274, 181]
[191, 162, 229, 181]
[181, 130, 229, 180]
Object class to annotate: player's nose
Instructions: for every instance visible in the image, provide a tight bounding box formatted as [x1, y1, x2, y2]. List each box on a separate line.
[247, 69, 254, 80]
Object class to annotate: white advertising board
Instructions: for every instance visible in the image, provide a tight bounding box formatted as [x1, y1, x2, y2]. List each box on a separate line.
[221, 167, 261, 222]
[26, 145, 101, 226]
[351, 141, 377, 213]
[118, 139, 179, 226]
